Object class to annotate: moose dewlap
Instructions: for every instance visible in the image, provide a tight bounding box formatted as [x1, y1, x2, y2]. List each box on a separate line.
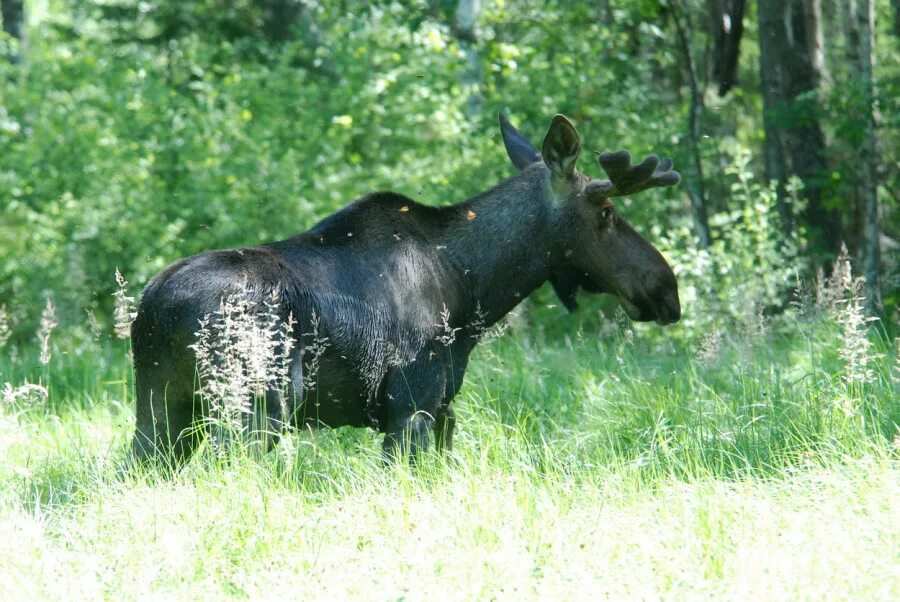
[130, 113, 681, 464]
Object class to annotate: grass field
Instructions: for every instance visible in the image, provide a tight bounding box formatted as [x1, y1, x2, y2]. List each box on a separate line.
[0, 298, 897, 600]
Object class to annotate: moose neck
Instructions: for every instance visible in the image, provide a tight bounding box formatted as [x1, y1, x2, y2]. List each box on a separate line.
[441, 165, 562, 325]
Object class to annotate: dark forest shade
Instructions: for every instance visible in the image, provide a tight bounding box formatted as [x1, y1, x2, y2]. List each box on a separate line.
[711, 0, 746, 96]
[1, 0, 24, 63]
[758, 0, 841, 258]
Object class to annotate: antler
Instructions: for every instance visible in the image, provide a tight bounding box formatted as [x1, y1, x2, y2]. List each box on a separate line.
[586, 150, 680, 198]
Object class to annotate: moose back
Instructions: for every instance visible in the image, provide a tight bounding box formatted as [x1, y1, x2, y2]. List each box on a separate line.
[130, 113, 681, 463]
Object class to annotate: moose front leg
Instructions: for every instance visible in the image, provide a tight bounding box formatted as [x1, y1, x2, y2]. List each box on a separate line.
[380, 350, 448, 463]
[433, 347, 470, 453]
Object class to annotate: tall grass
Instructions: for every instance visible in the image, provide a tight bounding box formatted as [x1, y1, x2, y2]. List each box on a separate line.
[0, 363, 896, 599]
[1, 274, 896, 478]
[0, 264, 897, 599]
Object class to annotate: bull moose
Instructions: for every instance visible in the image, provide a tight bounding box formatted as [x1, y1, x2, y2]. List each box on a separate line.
[130, 113, 681, 464]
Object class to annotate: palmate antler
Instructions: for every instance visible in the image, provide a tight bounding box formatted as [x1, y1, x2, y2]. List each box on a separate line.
[586, 151, 681, 198]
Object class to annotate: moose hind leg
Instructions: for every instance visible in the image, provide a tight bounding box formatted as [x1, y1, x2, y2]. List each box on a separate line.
[246, 386, 296, 454]
[130, 387, 199, 468]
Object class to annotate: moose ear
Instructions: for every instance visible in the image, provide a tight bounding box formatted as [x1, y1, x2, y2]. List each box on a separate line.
[499, 112, 540, 170]
[541, 114, 580, 177]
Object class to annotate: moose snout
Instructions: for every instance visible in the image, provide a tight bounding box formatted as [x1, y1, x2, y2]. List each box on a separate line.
[636, 270, 680, 325]
[620, 284, 680, 325]
[649, 261, 681, 325]
[654, 288, 681, 325]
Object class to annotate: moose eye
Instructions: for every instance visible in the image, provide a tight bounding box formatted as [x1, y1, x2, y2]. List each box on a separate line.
[600, 206, 614, 222]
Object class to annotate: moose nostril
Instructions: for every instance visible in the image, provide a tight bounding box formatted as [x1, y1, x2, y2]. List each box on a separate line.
[651, 288, 680, 324]
[662, 291, 681, 323]
[668, 303, 681, 323]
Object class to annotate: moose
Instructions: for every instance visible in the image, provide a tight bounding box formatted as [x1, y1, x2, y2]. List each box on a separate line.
[130, 113, 681, 464]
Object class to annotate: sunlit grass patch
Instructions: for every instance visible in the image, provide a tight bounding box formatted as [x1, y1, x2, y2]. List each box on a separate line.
[0, 421, 896, 600]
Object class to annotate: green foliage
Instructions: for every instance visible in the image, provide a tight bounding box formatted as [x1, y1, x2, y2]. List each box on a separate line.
[0, 0, 895, 340]
[0, 0, 702, 336]
[0, 3, 896, 595]
[661, 146, 805, 335]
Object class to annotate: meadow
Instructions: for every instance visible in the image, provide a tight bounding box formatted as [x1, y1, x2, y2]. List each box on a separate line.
[0, 2, 897, 599]
[0, 271, 896, 601]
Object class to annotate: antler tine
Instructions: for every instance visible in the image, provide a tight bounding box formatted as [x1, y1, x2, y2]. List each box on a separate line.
[594, 151, 681, 197]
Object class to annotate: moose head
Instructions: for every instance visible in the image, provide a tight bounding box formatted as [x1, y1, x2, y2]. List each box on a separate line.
[500, 113, 681, 325]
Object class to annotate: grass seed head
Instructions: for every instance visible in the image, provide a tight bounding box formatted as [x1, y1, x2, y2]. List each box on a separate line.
[113, 268, 137, 340]
[0, 305, 10, 349]
[37, 298, 57, 365]
[697, 329, 722, 366]
[191, 287, 296, 436]
[1, 381, 48, 408]
[836, 280, 879, 388]
[85, 309, 102, 341]
[435, 303, 461, 346]
[816, 243, 853, 313]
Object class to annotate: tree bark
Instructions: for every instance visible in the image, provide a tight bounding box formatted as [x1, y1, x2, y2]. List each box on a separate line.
[1, 0, 25, 64]
[710, 0, 746, 96]
[671, 3, 712, 248]
[844, 0, 881, 315]
[757, 0, 839, 258]
[758, 0, 790, 232]
[893, 0, 900, 38]
[257, 1, 339, 81]
[261, 0, 302, 42]
[454, 0, 482, 120]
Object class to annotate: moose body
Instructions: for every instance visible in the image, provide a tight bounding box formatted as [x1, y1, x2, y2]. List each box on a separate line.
[131, 114, 681, 463]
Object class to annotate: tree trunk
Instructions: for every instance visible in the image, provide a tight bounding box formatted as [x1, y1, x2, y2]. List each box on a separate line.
[844, 0, 881, 315]
[597, 0, 612, 22]
[1, 0, 25, 64]
[893, 0, 900, 38]
[757, 0, 839, 258]
[670, 3, 712, 248]
[258, 1, 339, 81]
[710, 0, 746, 96]
[454, 0, 482, 120]
[261, 0, 302, 42]
[758, 0, 790, 232]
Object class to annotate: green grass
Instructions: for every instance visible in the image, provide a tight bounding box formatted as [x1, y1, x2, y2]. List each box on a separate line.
[0, 307, 897, 600]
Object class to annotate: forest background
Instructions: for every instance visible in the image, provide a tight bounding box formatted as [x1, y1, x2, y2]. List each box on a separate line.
[0, 0, 897, 337]
[0, 2, 897, 599]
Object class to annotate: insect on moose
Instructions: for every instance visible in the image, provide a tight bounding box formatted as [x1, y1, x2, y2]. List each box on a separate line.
[130, 113, 681, 464]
